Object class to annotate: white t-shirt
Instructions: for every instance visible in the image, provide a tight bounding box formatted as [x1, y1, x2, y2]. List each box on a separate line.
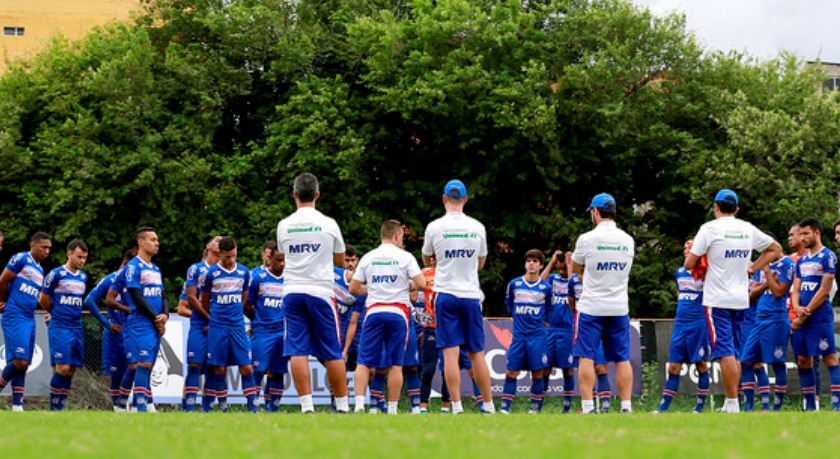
[353, 243, 422, 317]
[277, 207, 345, 299]
[690, 216, 774, 310]
[421, 212, 487, 299]
[570, 221, 635, 316]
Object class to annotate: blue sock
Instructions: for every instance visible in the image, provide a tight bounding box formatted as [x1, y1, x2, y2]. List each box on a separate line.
[109, 376, 122, 407]
[405, 370, 421, 411]
[827, 365, 840, 411]
[658, 373, 680, 412]
[201, 376, 217, 412]
[471, 378, 483, 412]
[11, 373, 25, 406]
[50, 373, 69, 411]
[133, 366, 151, 412]
[370, 372, 386, 412]
[501, 377, 516, 413]
[242, 372, 258, 413]
[740, 363, 755, 412]
[216, 372, 229, 412]
[562, 372, 575, 413]
[0, 363, 18, 389]
[254, 372, 267, 408]
[799, 367, 816, 411]
[119, 367, 136, 409]
[184, 366, 202, 412]
[597, 374, 611, 412]
[268, 376, 284, 412]
[695, 371, 710, 412]
[755, 366, 770, 411]
[530, 376, 544, 413]
[772, 362, 787, 411]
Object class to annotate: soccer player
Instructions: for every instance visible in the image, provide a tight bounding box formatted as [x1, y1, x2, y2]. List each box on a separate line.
[277, 172, 350, 413]
[571, 193, 635, 414]
[541, 250, 577, 413]
[115, 226, 169, 412]
[741, 250, 794, 411]
[339, 244, 362, 372]
[85, 250, 132, 411]
[421, 179, 495, 414]
[39, 239, 115, 410]
[245, 247, 286, 412]
[0, 232, 51, 411]
[790, 217, 839, 411]
[685, 189, 781, 413]
[500, 249, 552, 414]
[349, 220, 426, 414]
[418, 259, 438, 413]
[655, 238, 711, 413]
[201, 236, 260, 412]
[183, 237, 222, 411]
[258, 241, 277, 270]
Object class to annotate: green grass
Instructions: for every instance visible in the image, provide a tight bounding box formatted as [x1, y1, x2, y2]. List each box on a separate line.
[0, 404, 836, 458]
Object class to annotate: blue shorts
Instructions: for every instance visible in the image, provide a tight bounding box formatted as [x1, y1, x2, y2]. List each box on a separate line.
[438, 348, 472, 371]
[507, 333, 549, 371]
[283, 294, 342, 361]
[741, 318, 790, 363]
[124, 320, 160, 364]
[403, 323, 420, 367]
[48, 326, 84, 367]
[186, 325, 208, 366]
[792, 319, 836, 357]
[251, 326, 288, 374]
[708, 308, 742, 360]
[1, 314, 35, 363]
[207, 325, 252, 367]
[547, 328, 575, 369]
[435, 293, 484, 353]
[573, 313, 631, 362]
[668, 321, 711, 364]
[101, 328, 127, 377]
[594, 342, 608, 366]
[358, 312, 408, 369]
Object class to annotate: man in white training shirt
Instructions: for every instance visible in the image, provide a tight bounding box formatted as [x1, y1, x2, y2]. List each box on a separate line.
[421, 179, 495, 414]
[685, 189, 781, 413]
[276, 172, 350, 413]
[571, 193, 635, 414]
[349, 220, 426, 414]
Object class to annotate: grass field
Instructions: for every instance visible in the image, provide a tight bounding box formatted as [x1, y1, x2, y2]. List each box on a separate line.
[0, 402, 834, 458]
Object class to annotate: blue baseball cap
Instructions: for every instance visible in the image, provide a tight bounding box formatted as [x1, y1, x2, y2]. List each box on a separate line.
[714, 189, 738, 206]
[587, 193, 616, 212]
[444, 180, 467, 198]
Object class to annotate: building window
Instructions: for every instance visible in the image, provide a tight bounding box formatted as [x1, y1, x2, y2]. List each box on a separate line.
[823, 77, 840, 92]
[3, 27, 25, 36]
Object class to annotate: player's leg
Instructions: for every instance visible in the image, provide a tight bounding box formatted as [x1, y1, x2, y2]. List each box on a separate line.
[658, 362, 682, 413]
[462, 296, 494, 414]
[739, 323, 764, 412]
[573, 312, 602, 414]
[792, 326, 817, 411]
[383, 314, 408, 414]
[185, 325, 207, 412]
[309, 296, 349, 412]
[402, 325, 421, 414]
[502, 338, 525, 414]
[695, 360, 710, 413]
[710, 308, 741, 412]
[823, 353, 840, 411]
[604, 315, 632, 412]
[814, 321, 840, 411]
[283, 294, 315, 413]
[527, 335, 549, 414]
[595, 364, 611, 412]
[4, 317, 34, 411]
[658, 323, 688, 413]
[419, 328, 437, 413]
[231, 326, 259, 413]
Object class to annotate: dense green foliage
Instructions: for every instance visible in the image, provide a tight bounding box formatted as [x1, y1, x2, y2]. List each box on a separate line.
[1, 0, 838, 316]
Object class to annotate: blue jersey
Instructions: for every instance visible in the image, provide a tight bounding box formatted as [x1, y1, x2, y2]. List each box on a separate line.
[201, 262, 250, 328]
[756, 257, 794, 319]
[505, 276, 552, 337]
[87, 272, 127, 327]
[41, 266, 88, 328]
[185, 261, 211, 326]
[333, 268, 358, 340]
[795, 247, 838, 321]
[3, 252, 44, 318]
[248, 269, 284, 330]
[546, 274, 574, 330]
[675, 267, 705, 323]
[119, 257, 165, 320]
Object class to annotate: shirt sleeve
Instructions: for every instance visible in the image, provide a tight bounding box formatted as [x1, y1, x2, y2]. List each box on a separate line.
[125, 264, 141, 290]
[571, 235, 588, 265]
[199, 271, 212, 294]
[41, 270, 58, 296]
[478, 224, 488, 257]
[421, 222, 435, 257]
[505, 281, 514, 316]
[351, 260, 367, 284]
[331, 219, 346, 254]
[690, 225, 710, 257]
[406, 255, 422, 279]
[185, 265, 199, 288]
[779, 259, 795, 285]
[751, 225, 774, 252]
[824, 250, 837, 276]
[276, 221, 286, 254]
[5, 254, 26, 274]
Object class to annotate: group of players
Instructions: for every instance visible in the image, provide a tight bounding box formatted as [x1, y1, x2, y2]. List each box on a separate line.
[0, 176, 838, 414]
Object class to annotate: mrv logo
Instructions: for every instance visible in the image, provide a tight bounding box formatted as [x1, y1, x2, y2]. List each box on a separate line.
[444, 249, 475, 258]
[371, 275, 399, 284]
[289, 243, 321, 253]
[144, 287, 163, 297]
[801, 281, 819, 292]
[216, 294, 242, 305]
[724, 249, 750, 259]
[596, 261, 627, 271]
[59, 296, 83, 306]
[19, 283, 39, 296]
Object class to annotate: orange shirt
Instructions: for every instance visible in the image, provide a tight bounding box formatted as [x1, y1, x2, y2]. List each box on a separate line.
[785, 252, 802, 321]
[422, 266, 436, 328]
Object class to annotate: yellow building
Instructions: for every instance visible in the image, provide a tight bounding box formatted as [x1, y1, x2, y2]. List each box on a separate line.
[0, 0, 140, 74]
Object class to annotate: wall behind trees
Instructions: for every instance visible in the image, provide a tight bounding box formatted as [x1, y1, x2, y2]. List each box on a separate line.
[1, 0, 838, 317]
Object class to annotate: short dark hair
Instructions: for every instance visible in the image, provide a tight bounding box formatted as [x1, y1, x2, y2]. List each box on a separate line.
[67, 238, 88, 253]
[270, 246, 283, 258]
[135, 226, 156, 243]
[293, 173, 319, 203]
[123, 249, 135, 262]
[30, 232, 51, 244]
[833, 218, 840, 230]
[798, 217, 822, 234]
[218, 236, 237, 252]
[716, 201, 737, 214]
[381, 220, 403, 240]
[263, 240, 277, 251]
[598, 208, 617, 220]
[345, 244, 357, 257]
[524, 249, 545, 265]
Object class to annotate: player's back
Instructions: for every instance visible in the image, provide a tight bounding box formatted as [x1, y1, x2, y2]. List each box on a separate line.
[357, 244, 421, 309]
[4, 252, 44, 317]
[277, 207, 344, 298]
[333, 267, 357, 337]
[422, 213, 486, 300]
[43, 266, 87, 328]
[506, 276, 551, 337]
[204, 262, 250, 327]
[572, 222, 634, 316]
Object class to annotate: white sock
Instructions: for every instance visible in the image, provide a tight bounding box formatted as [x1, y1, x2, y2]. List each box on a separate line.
[300, 394, 314, 413]
[621, 400, 632, 412]
[483, 401, 496, 414]
[387, 401, 398, 415]
[582, 399, 595, 412]
[441, 406, 450, 413]
[355, 395, 366, 411]
[452, 401, 464, 414]
[411, 406, 421, 414]
[335, 396, 349, 412]
[724, 398, 740, 412]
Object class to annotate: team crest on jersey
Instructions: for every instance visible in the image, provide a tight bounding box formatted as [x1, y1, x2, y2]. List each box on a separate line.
[212, 271, 221, 278]
[819, 339, 829, 351]
[237, 270, 245, 276]
[125, 266, 134, 282]
[515, 281, 522, 287]
[774, 347, 784, 359]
